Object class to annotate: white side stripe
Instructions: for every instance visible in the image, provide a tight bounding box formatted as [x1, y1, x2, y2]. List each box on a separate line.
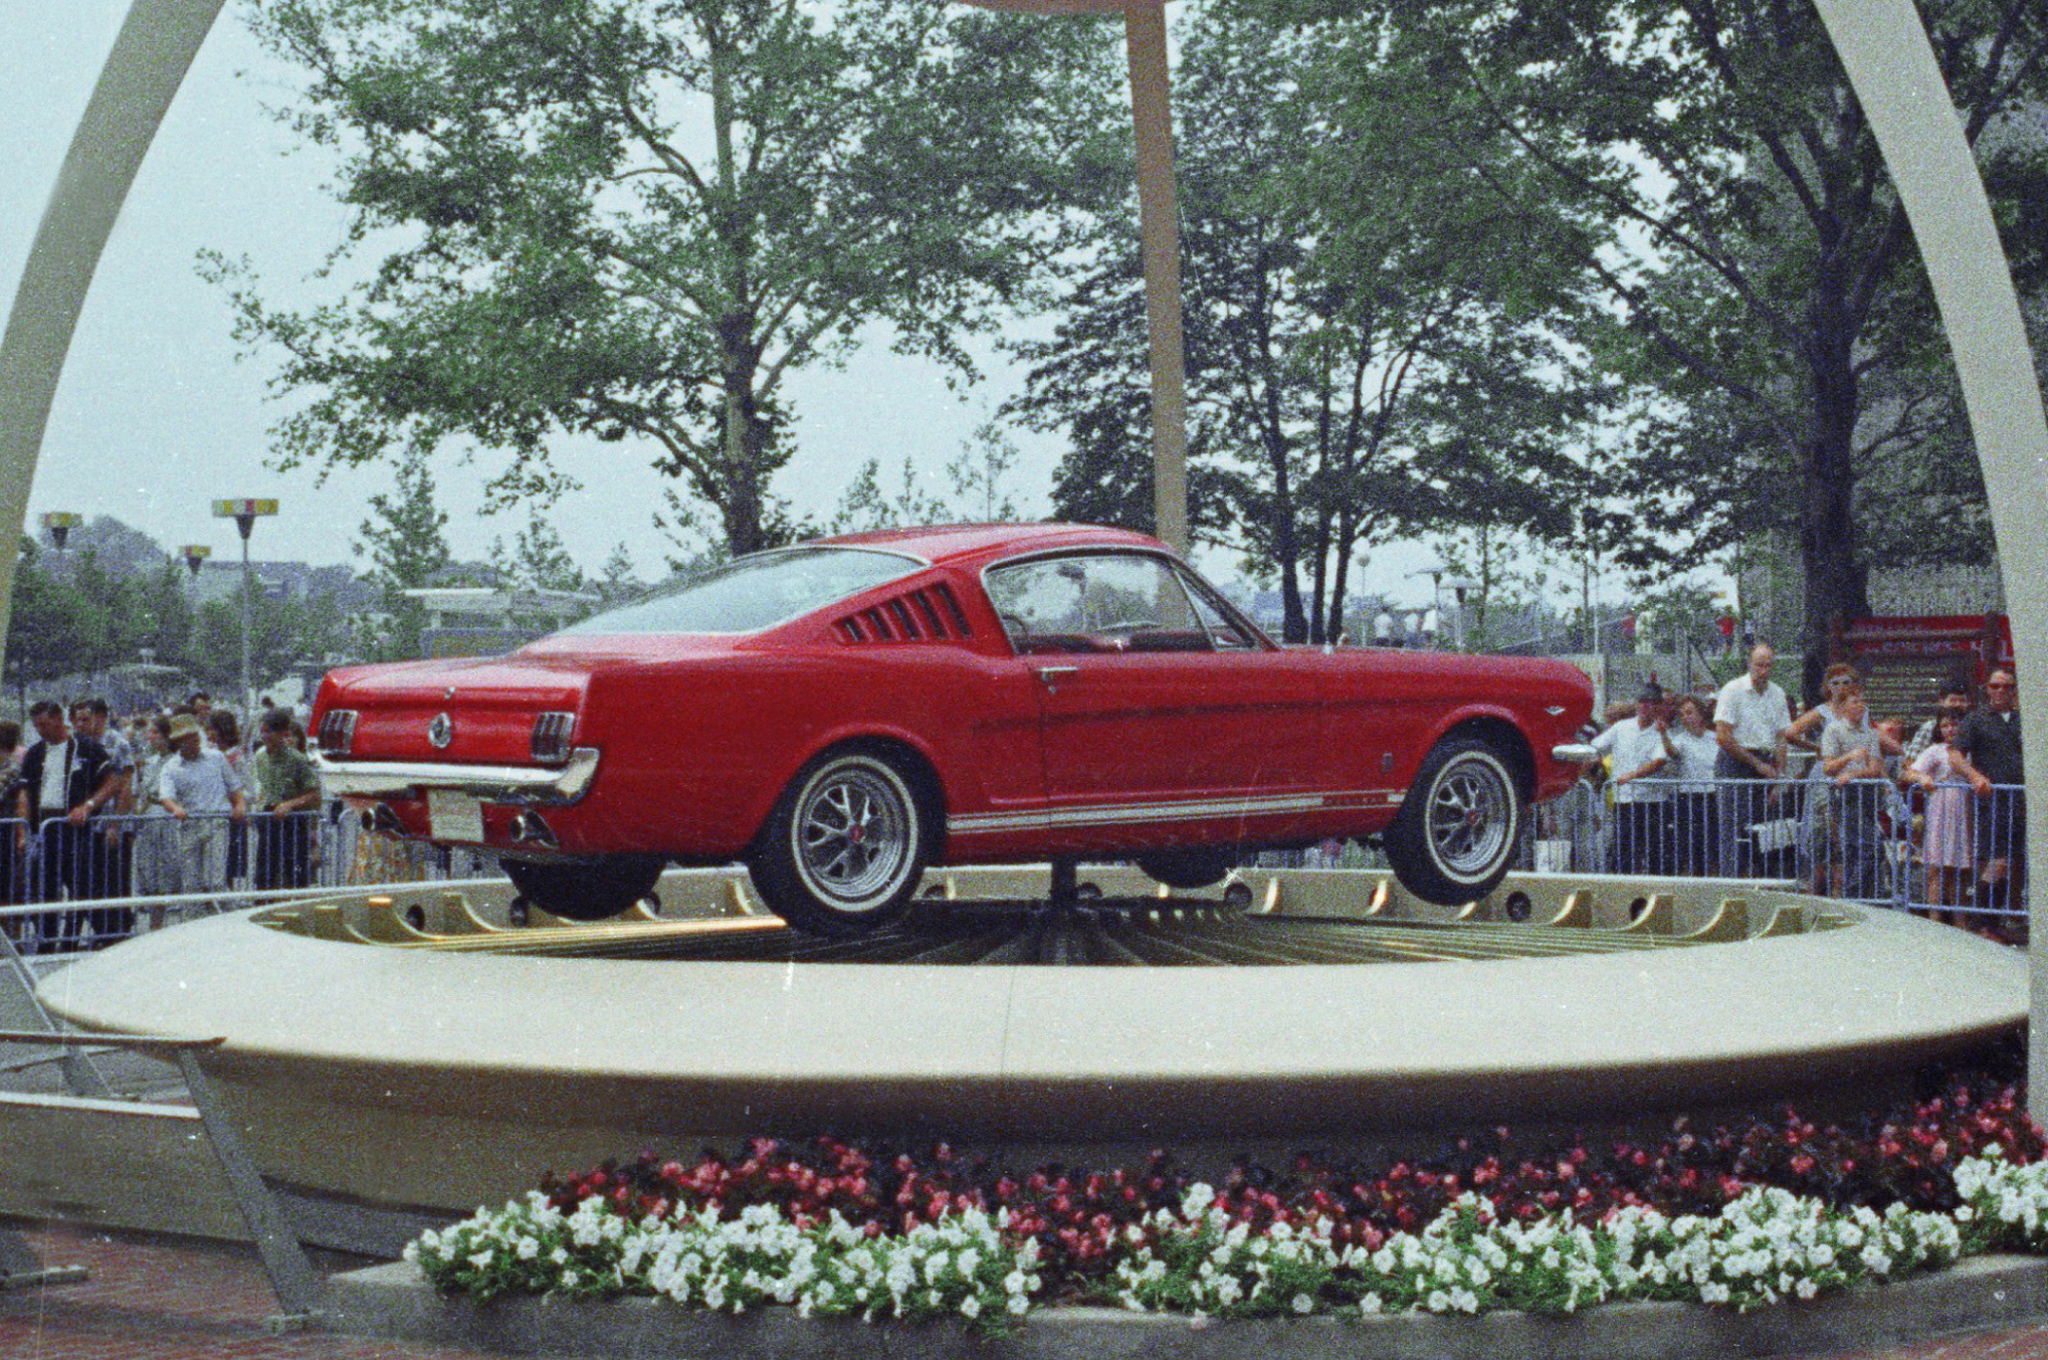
[946, 789, 1403, 836]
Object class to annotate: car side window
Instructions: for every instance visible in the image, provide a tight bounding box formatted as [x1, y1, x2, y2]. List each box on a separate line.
[985, 555, 1212, 655]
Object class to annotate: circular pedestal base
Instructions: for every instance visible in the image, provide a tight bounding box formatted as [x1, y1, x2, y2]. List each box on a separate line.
[37, 865, 2023, 1215]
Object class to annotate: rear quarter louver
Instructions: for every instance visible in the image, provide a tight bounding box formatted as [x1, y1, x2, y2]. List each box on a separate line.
[833, 583, 975, 644]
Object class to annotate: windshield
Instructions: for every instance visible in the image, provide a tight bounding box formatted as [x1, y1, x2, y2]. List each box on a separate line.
[559, 547, 921, 636]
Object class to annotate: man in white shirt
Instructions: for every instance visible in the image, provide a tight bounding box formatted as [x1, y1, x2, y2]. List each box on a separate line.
[1713, 643, 1794, 877]
[1592, 683, 1671, 875]
[158, 712, 247, 897]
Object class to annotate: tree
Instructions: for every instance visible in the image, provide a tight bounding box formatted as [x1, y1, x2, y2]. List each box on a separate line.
[186, 591, 318, 698]
[214, 0, 1126, 557]
[1010, 8, 1612, 642]
[1255, 0, 2048, 658]
[354, 448, 454, 660]
[826, 456, 954, 536]
[134, 557, 195, 667]
[492, 510, 587, 595]
[1424, 525, 1566, 653]
[5, 541, 101, 710]
[597, 542, 640, 605]
[947, 417, 1023, 523]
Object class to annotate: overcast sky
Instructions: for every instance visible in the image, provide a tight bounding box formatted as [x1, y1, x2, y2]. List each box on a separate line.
[3, 3, 1502, 614]
[0, 2, 1099, 584]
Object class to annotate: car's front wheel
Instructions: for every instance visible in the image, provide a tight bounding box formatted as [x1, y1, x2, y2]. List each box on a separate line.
[503, 855, 664, 922]
[749, 748, 930, 936]
[1383, 737, 1522, 905]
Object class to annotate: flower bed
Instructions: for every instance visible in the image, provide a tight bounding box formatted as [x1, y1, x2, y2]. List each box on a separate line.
[406, 1065, 2048, 1333]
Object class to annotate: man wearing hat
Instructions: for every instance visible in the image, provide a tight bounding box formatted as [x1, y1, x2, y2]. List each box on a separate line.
[157, 711, 247, 898]
[1590, 682, 1672, 875]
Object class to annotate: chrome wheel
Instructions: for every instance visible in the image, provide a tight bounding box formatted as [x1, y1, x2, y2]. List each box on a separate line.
[793, 759, 917, 909]
[1425, 755, 1513, 879]
[750, 748, 931, 935]
[1384, 738, 1523, 906]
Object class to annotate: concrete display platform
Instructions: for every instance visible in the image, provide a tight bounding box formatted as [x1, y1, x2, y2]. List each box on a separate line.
[31, 867, 2023, 1220]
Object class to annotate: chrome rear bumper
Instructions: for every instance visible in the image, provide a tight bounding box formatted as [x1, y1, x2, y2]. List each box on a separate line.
[314, 748, 601, 805]
[1551, 743, 1600, 765]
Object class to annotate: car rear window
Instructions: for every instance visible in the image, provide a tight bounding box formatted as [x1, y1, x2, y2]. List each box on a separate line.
[558, 547, 922, 636]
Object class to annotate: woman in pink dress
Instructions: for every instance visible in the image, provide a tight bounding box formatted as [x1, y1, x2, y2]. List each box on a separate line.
[1903, 713, 1983, 923]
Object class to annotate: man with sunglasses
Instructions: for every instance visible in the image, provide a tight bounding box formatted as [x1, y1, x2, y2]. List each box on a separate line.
[1957, 669, 2024, 912]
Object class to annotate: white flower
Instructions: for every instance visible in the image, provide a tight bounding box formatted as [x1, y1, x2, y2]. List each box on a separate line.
[1291, 1292, 1314, 1314]
[960, 1295, 982, 1320]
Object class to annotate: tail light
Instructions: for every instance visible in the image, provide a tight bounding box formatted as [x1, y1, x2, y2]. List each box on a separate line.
[531, 712, 577, 763]
[317, 709, 358, 756]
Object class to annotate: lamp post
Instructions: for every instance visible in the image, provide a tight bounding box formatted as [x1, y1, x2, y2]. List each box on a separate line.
[956, 1, 1188, 553]
[1443, 578, 1480, 652]
[40, 511, 80, 574]
[212, 499, 276, 719]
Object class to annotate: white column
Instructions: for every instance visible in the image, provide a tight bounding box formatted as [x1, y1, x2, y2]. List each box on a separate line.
[1123, 2, 1190, 554]
[1810, 0, 2048, 1114]
[0, 0, 229, 653]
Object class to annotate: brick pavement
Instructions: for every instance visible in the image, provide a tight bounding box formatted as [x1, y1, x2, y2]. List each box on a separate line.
[0, 1222, 531, 1360]
[10, 1217, 2048, 1360]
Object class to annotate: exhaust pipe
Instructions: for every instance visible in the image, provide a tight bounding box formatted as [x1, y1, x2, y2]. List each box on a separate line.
[511, 812, 558, 847]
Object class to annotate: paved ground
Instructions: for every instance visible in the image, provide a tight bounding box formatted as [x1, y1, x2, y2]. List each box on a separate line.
[0, 1222, 524, 1360]
[7, 1220, 2048, 1360]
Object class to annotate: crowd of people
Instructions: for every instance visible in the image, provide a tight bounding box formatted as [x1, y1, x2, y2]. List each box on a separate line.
[0, 691, 324, 950]
[1585, 645, 2028, 919]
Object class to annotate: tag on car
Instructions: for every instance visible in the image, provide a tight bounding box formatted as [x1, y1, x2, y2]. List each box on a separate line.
[427, 789, 484, 843]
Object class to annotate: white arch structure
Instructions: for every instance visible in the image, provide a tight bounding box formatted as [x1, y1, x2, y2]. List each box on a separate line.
[3, 0, 2046, 1098]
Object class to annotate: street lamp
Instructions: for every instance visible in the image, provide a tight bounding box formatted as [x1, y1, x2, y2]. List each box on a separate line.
[1443, 577, 1480, 651]
[40, 510, 79, 562]
[212, 498, 277, 719]
[956, 1, 1188, 553]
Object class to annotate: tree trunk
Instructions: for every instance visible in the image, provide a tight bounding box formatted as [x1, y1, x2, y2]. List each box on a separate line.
[1271, 445, 1307, 643]
[717, 312, 768, 558]
[1798, 340, 1871, 681]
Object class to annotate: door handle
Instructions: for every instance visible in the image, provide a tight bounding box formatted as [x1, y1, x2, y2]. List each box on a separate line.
[1035, 666, 1079, 689]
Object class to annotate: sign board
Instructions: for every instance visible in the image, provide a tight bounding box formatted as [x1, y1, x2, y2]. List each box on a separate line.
[211, 499, 278, 518]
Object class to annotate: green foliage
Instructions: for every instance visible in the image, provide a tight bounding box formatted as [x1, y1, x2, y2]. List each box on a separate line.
[1012, 7, 1612, 642]
[597, 542, 640, 605]
[826, 456, 953, 536]
[218, 0, 1127, 557]
[184, 589, 346, 698]
[1243, 0, 2048, 656]
[6, 542, 106, 705]
[946, 418, 1022, 524]
[492, 510, 587, 597]
[353, 448, 453, 660]
[3, 522, 347, 709]
[1424, 526, 1565, 652]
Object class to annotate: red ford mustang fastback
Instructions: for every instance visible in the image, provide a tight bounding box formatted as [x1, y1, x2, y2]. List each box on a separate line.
[313, 524, 1595, 934]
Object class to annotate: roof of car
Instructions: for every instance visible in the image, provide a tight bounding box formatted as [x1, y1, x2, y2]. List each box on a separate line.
[817, 522, 1167, 566]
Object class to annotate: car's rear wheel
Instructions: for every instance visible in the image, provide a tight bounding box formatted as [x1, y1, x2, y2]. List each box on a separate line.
[1383, 737, 1522, 905]
[749, 748, 929, 936]
[503, 855, 664, 922]
[1135, 848, 1235, 891]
